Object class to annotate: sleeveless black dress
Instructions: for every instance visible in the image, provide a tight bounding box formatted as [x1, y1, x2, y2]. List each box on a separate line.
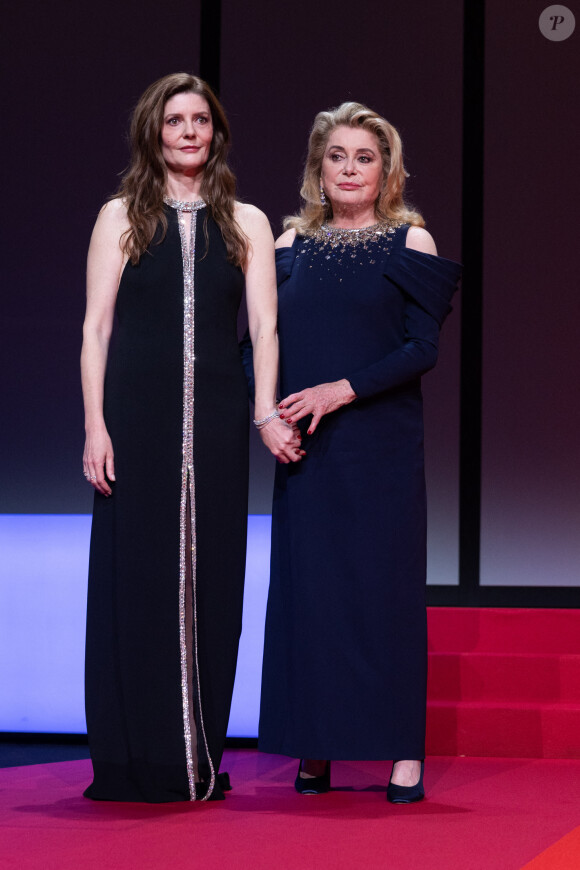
[84, 202, 248, 802]
[258, 223, 461, 761]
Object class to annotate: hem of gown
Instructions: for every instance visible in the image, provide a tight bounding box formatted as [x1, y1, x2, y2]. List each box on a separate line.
[83, 766, 231, 803]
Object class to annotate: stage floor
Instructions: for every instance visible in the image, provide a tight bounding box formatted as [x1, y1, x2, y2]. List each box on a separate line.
[2, 750, 580, 869]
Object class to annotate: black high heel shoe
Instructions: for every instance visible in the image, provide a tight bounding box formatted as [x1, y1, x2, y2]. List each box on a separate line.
[386, 760, 425, 804]
[294, 760, 331, 794]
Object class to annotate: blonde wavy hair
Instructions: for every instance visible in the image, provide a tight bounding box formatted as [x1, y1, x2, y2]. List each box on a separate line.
[115, 72, 247, 267]
[284, 102, 424, 234]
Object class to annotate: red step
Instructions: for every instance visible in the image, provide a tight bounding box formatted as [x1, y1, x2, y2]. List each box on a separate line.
[426, 608, 580, 758]
[428, 607, 580, 654]
[427, 701, 580, 758]
[428, 652, 580, 703]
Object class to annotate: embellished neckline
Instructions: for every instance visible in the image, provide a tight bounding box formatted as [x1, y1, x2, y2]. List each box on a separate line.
[164, 196, 206, 213]
[312, 221, 399, 247]
[324, 222, 383, 232]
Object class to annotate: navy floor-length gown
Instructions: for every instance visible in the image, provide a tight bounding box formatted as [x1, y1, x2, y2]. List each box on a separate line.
[258, 223, 461, 760]
[84, 202, 248, 802]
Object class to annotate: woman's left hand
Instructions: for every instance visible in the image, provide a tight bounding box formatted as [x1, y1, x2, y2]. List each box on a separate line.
[259, 416, 305, 463]
[279, 379, 357, 435]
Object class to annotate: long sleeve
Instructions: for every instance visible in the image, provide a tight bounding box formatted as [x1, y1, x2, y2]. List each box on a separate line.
[346, 249, 462, 400]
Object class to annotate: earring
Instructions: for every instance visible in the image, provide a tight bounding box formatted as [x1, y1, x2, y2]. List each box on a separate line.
[319, 181, 326, 206]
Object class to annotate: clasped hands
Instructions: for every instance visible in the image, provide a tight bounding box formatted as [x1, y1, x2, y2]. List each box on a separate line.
[259, 380, 356, 464]
[258, 414, 304, 464]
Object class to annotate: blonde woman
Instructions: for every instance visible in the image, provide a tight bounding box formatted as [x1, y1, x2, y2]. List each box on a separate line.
[81, 73, 300, 803]
[258, 103, 461, 802]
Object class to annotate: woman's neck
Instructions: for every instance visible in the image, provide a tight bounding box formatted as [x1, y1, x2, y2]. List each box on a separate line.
[165, 170, 204, 202]
[327, 204, 377, 229]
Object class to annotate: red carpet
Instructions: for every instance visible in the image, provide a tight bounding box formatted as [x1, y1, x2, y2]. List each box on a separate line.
[2, 752, 580, 869]
[427, 608, 580, 757]
[3, 609, 579, 867]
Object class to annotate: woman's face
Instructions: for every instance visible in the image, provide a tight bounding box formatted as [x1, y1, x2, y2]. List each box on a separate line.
[161, 92, 213, 176]
[320, 126, 383, 214]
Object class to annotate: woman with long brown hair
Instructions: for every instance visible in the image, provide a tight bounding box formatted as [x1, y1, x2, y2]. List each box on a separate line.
[81, 73, 300, 803]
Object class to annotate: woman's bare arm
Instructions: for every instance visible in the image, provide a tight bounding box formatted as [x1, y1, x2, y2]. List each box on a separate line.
[80, 199, 128, 494]
[236, 204, 303, 463]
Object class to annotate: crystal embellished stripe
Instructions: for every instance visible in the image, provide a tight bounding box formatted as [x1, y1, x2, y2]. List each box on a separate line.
[166, 196, 216, 802]
[314, 222, 400, 247]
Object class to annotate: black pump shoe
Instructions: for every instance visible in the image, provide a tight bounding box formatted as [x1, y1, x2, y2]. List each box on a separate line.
[386, 760, 425, 804]
[294, 760, 331, 794]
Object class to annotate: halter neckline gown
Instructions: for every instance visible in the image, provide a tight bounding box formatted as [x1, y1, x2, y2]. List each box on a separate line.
[259, 222, 461, 761]
[84, 202, 249, 802]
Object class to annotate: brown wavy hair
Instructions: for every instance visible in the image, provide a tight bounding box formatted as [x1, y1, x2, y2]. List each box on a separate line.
[116, 72, 247, 267]
[285, 102, 425, 234]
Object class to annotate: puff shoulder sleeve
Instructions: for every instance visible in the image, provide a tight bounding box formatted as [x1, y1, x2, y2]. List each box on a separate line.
[347, 249, 462, 400]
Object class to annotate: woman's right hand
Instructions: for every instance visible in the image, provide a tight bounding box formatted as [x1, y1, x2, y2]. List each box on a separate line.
[83, 425, 115, 496]
[258, 416, 305, 464]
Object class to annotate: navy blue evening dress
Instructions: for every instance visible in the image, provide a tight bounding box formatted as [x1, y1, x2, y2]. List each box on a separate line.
[258, 223, 461, 760]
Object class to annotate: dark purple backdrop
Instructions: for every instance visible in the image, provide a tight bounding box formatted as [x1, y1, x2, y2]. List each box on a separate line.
[2, 0, 201, 513]
[1, 1, 578, 588]
[480, 2, 580, 586]
[220, 0, 463, 588]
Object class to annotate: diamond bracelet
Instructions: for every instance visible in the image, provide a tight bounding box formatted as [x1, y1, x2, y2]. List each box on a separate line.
[253, 409, 280, 429]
